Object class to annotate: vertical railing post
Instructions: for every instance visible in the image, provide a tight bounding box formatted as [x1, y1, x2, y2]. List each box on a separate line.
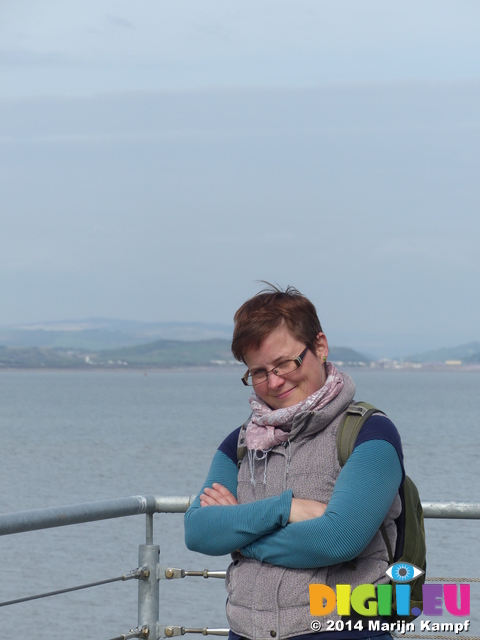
[138, 514, 159, 638]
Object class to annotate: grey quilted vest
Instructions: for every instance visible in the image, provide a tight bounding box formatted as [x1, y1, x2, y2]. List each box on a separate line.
[225, 373, 402, 640]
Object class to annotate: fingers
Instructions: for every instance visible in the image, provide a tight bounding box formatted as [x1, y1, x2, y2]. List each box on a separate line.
[200, 483, 238, 507]
[211, 483, 235, 497]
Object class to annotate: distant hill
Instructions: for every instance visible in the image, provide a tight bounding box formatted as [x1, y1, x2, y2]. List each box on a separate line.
[0, 318, 234, 350]
[94, 338, 236, 367]
[465, 351, 480, 364]
[0, 346, 88, 369]
[93, 340, 370, 368]
[0, 338, 371, 369]
[2, 318, 479, 367]
[406, 341, 480, 363]
[328, 346, 371, 365]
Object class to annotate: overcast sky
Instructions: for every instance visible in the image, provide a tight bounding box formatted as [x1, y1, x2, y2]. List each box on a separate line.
[1, 1, 480, 357]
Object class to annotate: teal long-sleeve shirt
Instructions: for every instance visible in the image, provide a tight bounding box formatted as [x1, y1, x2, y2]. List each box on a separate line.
[184, 438, 402, 568]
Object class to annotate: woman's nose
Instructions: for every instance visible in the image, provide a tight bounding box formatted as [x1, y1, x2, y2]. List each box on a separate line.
[267, 371, 285, 389]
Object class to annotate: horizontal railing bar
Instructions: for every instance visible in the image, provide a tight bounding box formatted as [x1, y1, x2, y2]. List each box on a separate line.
[0, 495, 194, 536]
[422, 502, 480, 519]
[155, 495, 197, 513]
[0, 497, 478, 536]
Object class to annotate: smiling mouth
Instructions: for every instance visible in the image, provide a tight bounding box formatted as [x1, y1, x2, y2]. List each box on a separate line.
[276, 386, 297, 399]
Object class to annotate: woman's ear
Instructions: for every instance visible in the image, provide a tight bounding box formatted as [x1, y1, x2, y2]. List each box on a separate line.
[314, 332, 329, 360]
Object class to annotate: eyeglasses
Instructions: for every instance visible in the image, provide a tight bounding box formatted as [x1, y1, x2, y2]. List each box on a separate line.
[241, 346, 309, 387]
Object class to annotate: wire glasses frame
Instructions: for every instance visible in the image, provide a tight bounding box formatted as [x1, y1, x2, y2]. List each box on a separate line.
[241, 346, 309, 386]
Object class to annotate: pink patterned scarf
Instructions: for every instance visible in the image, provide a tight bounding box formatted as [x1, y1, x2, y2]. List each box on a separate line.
[245, 362, 344, 451]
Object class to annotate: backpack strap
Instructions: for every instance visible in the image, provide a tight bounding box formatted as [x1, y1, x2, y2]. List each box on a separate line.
[379, 523, 394, 565]
[336, 402, 393, 566]
[336, 401, 384, 467]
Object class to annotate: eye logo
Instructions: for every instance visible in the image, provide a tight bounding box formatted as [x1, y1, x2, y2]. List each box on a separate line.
[386, 562, 424, 583]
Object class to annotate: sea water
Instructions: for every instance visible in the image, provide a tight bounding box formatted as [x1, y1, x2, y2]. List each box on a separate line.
[0, 369, 478, 638]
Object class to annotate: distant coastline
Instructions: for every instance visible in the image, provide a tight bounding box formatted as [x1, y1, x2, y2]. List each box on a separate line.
[1, 321, 480, 370]
[1, 367, 479, 373]
[1, 359, 479, 373]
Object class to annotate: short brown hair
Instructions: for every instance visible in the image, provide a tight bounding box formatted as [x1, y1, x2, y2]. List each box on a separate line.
[231, 284, 323, 363]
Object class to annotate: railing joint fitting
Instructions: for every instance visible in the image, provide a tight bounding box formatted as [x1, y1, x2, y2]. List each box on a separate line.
[160, 566, 185, 580]
[115, 625, 150, 640]
[139, 566, 150, 580]
[139, 626, 150, 639]
[123, 566, 150, 581]
[163, 625, 184, 637]
[159, 628, 229, 637]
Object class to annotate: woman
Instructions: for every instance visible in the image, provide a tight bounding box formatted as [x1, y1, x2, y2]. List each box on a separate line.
[185, 285, 404, 640]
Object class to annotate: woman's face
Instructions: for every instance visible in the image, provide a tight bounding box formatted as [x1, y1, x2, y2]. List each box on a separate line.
[243, 324, 329, 410]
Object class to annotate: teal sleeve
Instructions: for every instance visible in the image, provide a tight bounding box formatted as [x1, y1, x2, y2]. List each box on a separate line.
[184, 450, 292, 556]
[241, 439, 402, 568]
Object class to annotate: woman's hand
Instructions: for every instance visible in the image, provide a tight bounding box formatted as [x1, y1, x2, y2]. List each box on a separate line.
[200, 483, 238, 507]
[288, 498, 327, 523]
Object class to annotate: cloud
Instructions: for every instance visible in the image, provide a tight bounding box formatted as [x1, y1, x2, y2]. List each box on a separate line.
[106, 15, 135, 31]
[2, 0, 480, 98]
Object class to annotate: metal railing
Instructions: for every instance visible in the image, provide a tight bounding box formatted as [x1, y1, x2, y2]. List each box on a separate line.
[0, 498, 478, 639]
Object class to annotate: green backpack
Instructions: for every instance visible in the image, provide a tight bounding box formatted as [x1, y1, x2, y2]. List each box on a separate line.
[337, 401, 426, 623]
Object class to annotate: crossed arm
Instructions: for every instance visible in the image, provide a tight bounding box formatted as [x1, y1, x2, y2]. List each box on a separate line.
[184, 439, 402, 567]
[184, 450, 292, 556]
[201, 482, 326, 522]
